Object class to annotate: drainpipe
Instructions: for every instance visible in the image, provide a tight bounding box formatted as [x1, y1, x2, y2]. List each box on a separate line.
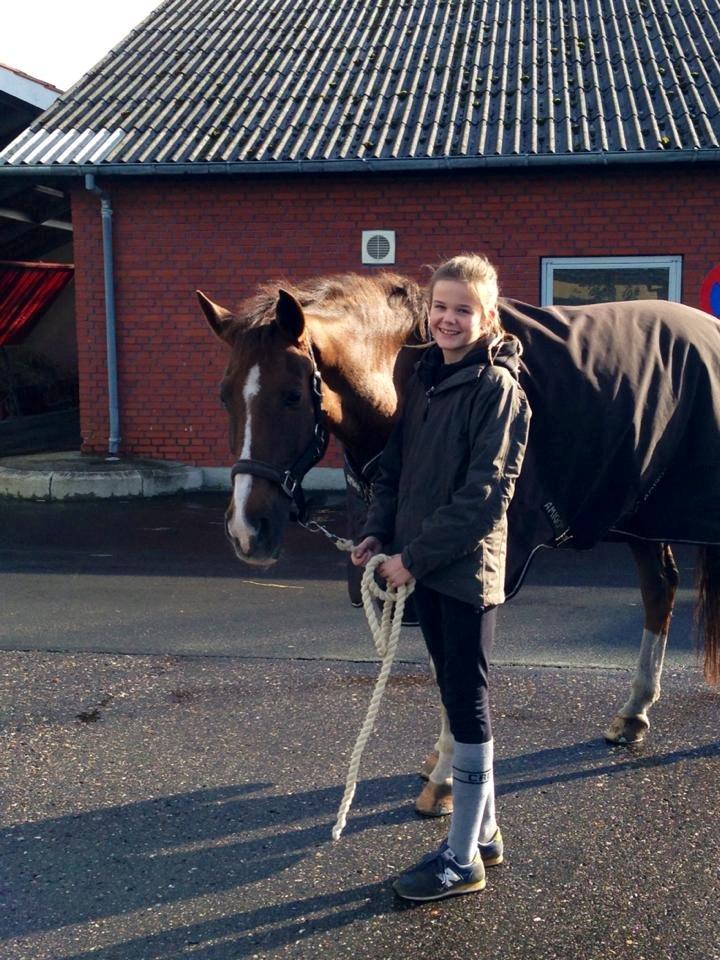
[84, 174, 120, 458]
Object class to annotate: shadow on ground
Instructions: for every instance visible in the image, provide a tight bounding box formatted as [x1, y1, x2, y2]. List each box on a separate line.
[4, 735, 719, 958]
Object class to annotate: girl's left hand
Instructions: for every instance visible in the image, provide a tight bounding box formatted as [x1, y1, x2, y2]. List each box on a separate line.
[378, 554, 413, 588]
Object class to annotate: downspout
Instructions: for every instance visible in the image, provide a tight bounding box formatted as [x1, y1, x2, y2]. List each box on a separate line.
[84, 174, 120, 458]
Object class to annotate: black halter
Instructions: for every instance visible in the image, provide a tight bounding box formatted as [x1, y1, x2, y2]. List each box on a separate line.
[229, 348, 329, 522]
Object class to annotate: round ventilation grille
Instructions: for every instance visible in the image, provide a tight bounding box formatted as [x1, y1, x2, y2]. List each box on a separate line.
[366, 234, 391, 260]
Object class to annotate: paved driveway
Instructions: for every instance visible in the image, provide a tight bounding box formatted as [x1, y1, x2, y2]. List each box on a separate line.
[0, 493, 702, 669]
[0, 494, 718, 959]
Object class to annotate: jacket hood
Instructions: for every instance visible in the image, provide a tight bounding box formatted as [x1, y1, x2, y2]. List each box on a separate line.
[416, 334, 523, 388]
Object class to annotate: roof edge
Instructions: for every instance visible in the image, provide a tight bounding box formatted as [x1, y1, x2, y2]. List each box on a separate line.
[0, 64, 61, 111]
[0, 149, 718, 178]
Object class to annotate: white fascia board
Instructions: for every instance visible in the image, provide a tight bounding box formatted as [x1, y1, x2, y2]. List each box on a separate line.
[0, 65, 59, 110]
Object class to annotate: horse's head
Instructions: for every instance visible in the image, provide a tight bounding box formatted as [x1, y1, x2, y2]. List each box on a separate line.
[197, 287, 323, 566]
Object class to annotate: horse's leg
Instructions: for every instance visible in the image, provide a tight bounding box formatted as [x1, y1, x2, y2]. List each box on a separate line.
[419, 747, 439, 780]
[604, 541, 678, 744]
[415, 702, 454, 816]
[418, 655, 445, 779]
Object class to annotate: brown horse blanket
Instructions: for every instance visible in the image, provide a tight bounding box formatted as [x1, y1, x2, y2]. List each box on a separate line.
[499, 298, 720, 594]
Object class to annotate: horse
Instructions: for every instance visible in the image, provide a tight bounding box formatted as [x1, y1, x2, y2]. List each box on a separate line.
[197, 273, 720, 815]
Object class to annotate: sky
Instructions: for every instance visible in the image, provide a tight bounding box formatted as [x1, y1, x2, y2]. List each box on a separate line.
[0, 0, 162, 90]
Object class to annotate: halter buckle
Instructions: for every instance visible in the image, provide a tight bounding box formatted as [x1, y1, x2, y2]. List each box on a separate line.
[312, 370, 323, 399]
[281, 471, 298, 497]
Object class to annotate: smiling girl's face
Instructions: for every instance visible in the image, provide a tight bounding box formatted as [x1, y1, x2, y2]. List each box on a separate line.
[428, 279, 496, 363]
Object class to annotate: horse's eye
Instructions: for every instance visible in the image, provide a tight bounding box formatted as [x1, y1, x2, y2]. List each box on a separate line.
[283, 390, 302, 407]
[219, 387, 230, 408]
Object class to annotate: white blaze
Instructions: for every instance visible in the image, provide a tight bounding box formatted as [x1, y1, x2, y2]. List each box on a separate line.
[228, 364, 261, 553]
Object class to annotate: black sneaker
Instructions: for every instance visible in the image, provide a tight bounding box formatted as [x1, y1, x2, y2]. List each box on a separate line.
[392, 842, 486, 902]
[478, 827, 504, 866]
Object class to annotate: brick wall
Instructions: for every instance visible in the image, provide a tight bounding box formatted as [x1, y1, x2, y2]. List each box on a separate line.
[71, 164, 720, 464]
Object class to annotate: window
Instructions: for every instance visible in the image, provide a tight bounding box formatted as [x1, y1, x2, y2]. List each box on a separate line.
[541, 256, 682, 306]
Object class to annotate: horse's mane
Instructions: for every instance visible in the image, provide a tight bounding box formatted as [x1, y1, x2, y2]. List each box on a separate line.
[238, 272, 428, 342]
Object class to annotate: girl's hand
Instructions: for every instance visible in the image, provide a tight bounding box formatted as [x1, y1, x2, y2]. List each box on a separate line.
[378, 554, 413, 588]
[351, 536, 382, 567]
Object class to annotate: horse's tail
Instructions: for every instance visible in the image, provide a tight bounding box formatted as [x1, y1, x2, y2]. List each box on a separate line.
[696, 545, 720, 684]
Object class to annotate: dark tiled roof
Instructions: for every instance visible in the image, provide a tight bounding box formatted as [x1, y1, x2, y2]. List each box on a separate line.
[2, 0, 719, 171]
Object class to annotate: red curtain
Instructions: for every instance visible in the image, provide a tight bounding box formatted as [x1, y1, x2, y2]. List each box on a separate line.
[0, 261, 75, 347]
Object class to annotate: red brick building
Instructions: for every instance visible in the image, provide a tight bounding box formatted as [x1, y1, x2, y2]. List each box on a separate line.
[2, 0, 719, 477]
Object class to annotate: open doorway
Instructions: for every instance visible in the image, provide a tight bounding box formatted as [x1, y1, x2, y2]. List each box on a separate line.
[0, 247, 79, 454]
[0, 66, 78, 455]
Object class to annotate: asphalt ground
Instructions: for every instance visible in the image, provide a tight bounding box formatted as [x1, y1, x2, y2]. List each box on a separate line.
[1, 655, 718, 960]
[1, 494, 719, 959]
[0, 493, 703, 669]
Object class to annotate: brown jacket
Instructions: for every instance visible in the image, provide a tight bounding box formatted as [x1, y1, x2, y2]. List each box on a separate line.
[361, 337, 531, 607]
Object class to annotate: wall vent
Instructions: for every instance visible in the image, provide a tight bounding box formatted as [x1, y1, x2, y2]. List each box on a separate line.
[362, 230, 395, 265]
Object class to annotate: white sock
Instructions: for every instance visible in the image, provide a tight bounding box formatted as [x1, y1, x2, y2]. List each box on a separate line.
[447, 739, 494, 865]
[479, 766, 498, 844]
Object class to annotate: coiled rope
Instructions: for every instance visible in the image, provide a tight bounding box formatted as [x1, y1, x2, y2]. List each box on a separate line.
[331, 552, 415, 841]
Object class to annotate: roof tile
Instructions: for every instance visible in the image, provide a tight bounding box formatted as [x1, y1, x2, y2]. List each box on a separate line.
[2, 0, 719, 171]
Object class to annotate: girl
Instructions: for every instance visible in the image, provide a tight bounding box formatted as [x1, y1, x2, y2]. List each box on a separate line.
[352, 253, 531, 902]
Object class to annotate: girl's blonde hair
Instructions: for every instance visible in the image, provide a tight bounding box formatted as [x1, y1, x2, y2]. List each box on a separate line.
[429, 253, 503, 340]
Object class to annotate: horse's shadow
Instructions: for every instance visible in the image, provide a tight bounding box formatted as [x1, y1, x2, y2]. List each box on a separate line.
[495, 737, 720, 794]
[4, 737, 719, 958]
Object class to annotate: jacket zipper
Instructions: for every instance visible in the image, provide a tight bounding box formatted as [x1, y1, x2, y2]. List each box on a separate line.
[423, 386, 435, 421]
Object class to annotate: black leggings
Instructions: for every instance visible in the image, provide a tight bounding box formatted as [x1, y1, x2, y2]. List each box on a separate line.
[412, 582, 496, 744]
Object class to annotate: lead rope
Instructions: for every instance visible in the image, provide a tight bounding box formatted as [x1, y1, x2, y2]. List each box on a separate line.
[330, 552, 415, 841]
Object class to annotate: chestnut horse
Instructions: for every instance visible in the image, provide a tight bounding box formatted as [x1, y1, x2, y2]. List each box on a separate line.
[197, 274, 720, 803]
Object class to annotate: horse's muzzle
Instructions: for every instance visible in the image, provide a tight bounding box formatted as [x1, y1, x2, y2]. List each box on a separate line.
[225, 516, 281, 565]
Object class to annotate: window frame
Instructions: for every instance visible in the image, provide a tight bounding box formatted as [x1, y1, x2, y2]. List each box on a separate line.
[540, 255, 683, 306]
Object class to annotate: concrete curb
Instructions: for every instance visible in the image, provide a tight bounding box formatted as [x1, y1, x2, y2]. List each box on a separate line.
[0, 461, 204, 501]
[200, 466, 346, 491]
[0, 456, 346, 501]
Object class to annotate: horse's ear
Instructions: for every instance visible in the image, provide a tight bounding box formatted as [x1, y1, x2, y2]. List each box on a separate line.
[196, 290, 237, 344]
[275, 289, 305, 343]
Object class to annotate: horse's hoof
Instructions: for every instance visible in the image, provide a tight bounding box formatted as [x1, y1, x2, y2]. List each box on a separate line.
[415, 780, 453, 817]
[604, 714, 650, 745]
[419, 750, 439, 781]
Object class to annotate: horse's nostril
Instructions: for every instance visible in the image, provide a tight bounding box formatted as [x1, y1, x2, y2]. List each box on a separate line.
[224, 510, 278, 563]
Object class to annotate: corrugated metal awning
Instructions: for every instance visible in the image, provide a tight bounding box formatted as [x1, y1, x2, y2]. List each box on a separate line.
[0, 260, 74, 346]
